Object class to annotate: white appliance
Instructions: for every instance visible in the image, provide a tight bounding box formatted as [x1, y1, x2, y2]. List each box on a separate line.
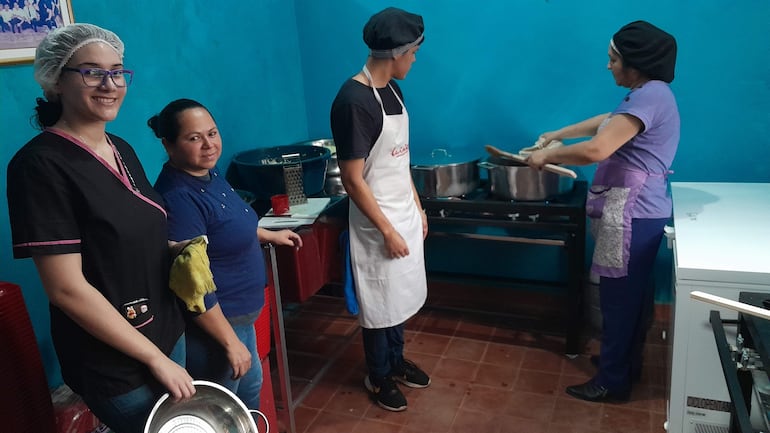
[668, 182, 770, 433]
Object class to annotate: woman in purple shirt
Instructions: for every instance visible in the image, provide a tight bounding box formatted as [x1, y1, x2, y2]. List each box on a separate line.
[527, 20, 679, 402]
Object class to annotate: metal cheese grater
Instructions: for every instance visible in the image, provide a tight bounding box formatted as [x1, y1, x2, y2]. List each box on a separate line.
[282, 153, 307, 205]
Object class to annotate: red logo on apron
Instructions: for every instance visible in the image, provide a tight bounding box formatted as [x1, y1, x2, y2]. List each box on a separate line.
[391, 143, 409, 157]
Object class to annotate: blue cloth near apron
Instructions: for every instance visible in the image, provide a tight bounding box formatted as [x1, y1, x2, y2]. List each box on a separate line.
[340, 230, 359, 315]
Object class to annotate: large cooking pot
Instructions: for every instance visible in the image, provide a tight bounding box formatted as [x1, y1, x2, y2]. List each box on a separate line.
[411, 148, 481, 198]
[227, 144, 331, 200]
[479, 156, 574, 201]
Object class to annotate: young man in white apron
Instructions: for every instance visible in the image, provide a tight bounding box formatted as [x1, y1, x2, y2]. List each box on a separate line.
[330, 7, 430, 412]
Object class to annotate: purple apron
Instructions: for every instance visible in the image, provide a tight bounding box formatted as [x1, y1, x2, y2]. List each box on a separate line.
[587, 158, 665, 278]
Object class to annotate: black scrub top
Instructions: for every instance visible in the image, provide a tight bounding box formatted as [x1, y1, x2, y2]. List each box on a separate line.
[6, 130, 184, 397]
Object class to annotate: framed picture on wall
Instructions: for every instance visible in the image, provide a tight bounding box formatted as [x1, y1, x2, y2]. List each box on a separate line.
[0, 0, 74, 65]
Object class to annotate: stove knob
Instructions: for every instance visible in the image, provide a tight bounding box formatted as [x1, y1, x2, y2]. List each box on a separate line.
[439, 209, 447, 218]
[528, 214, 540, 222]
[508, 213, 519, 221]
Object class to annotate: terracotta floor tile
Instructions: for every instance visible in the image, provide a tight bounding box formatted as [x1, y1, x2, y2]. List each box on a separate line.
[449, 408, 502, 433]
[407, 332, 452, 356]
[514, 370, 561, 395]
[322, 384, 371, 418]
[275, 294, 672, 433]
[482, 342, 526, 367]
[473, 362, 518, 389]
[454, 316, 497, 341]
[305, 411, 361, 433]
[406, 379, 468, 412]
[600, 405, 652, 433]
[433, 357, 479, 382]
[503, 391, 556, 422]
[545, 424, 602, 433]
[351, 418, 403, 433]
[461, 384, 512, 413]
[293, 406, 321, 433]
[397, 404, 457, 432]
[419, 310, 461, 336]
[497, 415, 550, 433]
[520, 348, 565, 373]
[444, 337, 488, 362]
[550, 397, 603, 430]
[300, 380, 339, 409]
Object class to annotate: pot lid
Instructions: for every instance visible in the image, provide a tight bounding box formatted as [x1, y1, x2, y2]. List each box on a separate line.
[411, 147, 483, 166]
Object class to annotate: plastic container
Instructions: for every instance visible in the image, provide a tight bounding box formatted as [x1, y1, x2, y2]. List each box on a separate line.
[228, 144, 330, 200]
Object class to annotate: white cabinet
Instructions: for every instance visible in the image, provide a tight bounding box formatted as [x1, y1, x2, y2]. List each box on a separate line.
[668, 182, 770, 433]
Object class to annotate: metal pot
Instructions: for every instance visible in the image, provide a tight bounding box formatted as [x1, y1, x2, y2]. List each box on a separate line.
[308, 138, 340, 176]
[144, 380, 267, 433]
[324, 175, 346, 196]
[411, 148, 481, 198]
[479, 156, 574, 201]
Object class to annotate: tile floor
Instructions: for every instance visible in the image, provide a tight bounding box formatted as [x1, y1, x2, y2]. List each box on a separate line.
[271, 283, 671, 433]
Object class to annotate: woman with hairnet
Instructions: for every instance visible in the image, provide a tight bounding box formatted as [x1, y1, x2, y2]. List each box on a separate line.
[525, 20, 679, 402]
[6, 23, 194, 432]
[330, 7, 430, 412]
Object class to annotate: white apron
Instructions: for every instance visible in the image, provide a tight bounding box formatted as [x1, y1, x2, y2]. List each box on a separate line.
[349, 66, 427, 329]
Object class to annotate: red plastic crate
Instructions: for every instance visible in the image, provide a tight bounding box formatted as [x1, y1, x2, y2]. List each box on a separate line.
[0, 282, 56, 433]
[254, 285, 271, 360]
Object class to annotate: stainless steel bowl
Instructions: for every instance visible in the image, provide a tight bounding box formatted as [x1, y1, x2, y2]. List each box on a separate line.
[144, 380, 262, 433]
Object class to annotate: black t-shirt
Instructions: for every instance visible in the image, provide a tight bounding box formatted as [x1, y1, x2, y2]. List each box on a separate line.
[6, 131, 185, 397]
[330, 78, 404, 161]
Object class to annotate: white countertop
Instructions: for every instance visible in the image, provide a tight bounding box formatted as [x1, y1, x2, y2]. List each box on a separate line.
[672, 182, 770, 285]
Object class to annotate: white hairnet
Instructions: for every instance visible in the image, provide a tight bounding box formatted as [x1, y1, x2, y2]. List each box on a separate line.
[34, 23, 124, 94]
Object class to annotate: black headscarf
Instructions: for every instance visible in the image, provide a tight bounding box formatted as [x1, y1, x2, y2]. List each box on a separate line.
[612, 20, 677, 83]
[363, 7, 424, 58]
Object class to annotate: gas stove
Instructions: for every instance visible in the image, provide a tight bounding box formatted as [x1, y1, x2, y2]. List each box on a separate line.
[422, 181, 587, 227]
[422, 180, 588, 355]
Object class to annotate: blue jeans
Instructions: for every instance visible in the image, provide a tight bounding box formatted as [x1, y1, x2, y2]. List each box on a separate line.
[362, 323, 405, 384]
[83, 335, 186, 433]
[596, 218, 668, 393]
[186, 318, 263, 409]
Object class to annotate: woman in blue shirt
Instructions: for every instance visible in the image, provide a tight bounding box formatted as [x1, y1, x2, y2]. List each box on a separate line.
[149, 98, 302, 410]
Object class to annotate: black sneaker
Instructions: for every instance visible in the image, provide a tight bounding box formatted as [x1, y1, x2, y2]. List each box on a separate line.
[364, 376, 407, 411]
[391, 359, 431, 388]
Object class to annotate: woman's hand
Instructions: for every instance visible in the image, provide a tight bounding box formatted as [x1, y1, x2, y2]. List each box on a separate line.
[257, 228, 303, 248]
[146, 354, 196, 401]
[526, 148, 551, 169]
[225, 340, 253, 380]
[384, 229, 410, 258]
[535, 131, 562, 149]
[272, 229, 303, 248]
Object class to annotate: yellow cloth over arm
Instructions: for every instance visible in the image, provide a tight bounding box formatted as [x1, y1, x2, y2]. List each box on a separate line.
[169, 235, 217, 313]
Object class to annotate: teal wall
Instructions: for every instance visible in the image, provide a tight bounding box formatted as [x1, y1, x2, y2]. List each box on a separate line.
[0, 0, 309, 387]
[297, 0, 770, 184]
[2, 0, 770, 388]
